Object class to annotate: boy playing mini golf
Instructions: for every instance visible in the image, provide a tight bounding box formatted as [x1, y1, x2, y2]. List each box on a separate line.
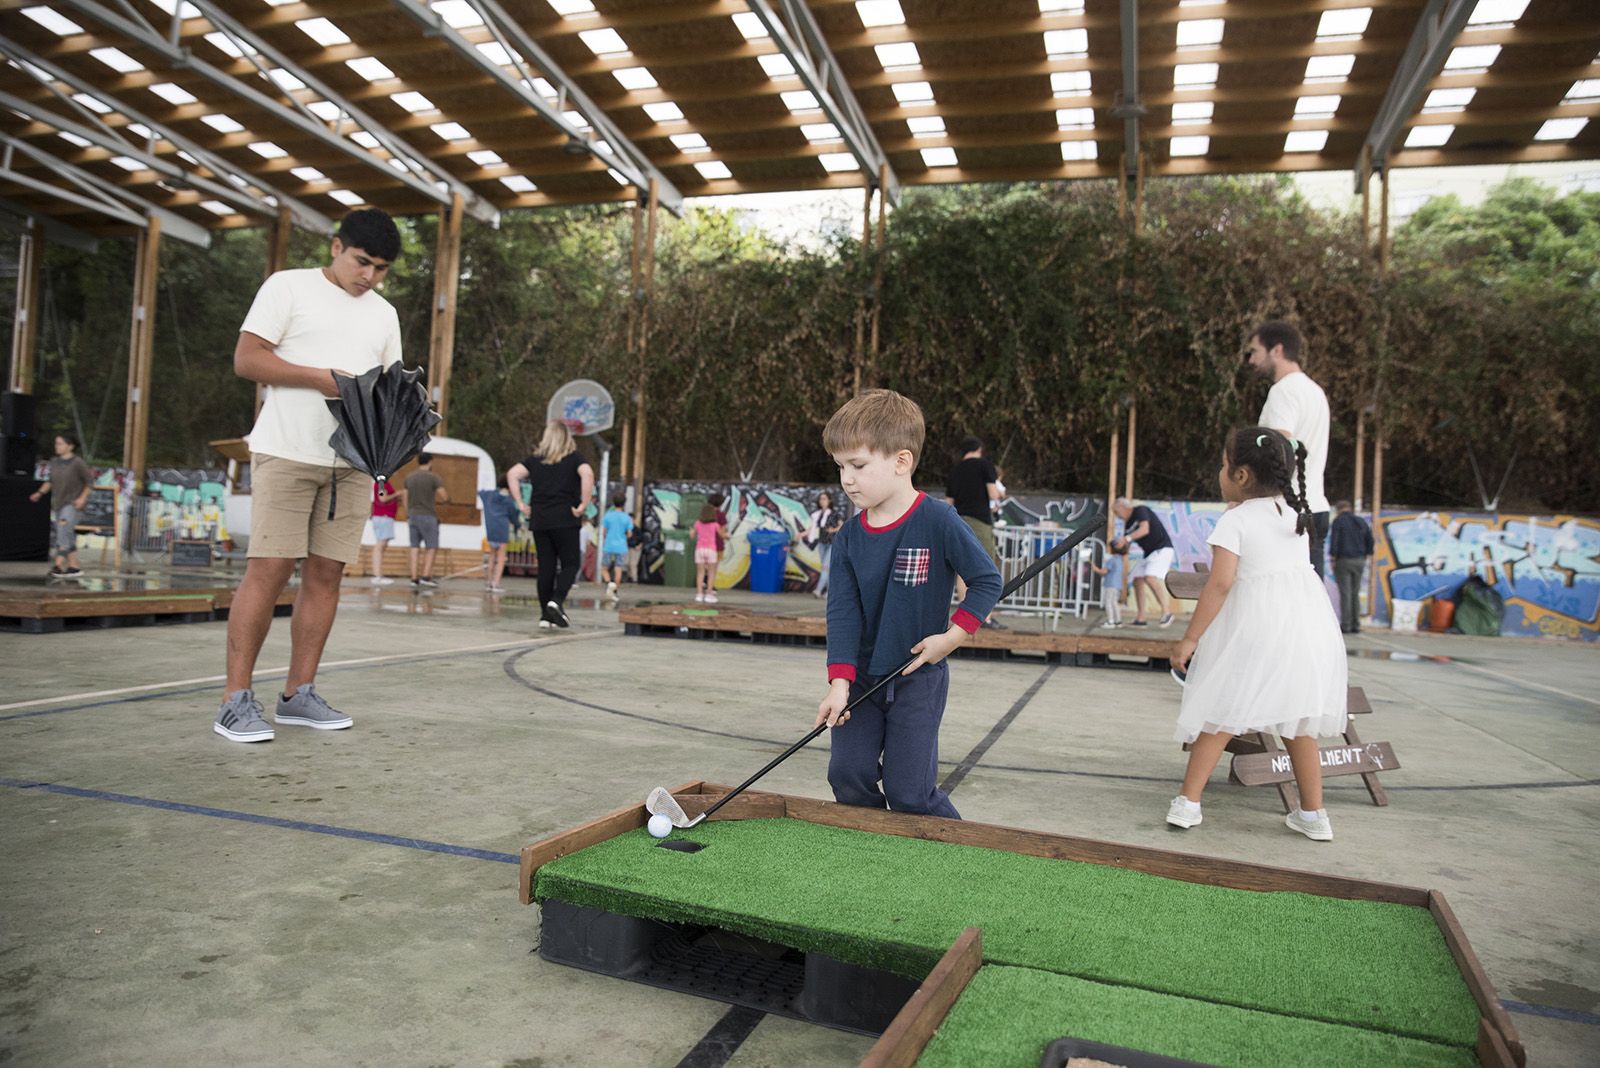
[814, 389, 1002, 818]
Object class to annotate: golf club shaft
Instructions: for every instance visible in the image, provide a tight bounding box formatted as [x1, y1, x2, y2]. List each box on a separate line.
[696, 512, 1105, 822]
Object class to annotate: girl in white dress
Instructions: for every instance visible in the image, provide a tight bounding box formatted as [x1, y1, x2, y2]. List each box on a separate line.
[1167, 428, 1348, 841]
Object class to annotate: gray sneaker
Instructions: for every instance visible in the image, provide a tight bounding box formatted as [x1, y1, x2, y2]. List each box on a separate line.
[214, 689, 274, 743]
[275, 684, 353, 731]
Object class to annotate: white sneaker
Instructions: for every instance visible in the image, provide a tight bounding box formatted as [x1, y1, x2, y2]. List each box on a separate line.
[1165, 796, 1202, 829]
[1285, 809, 1333, 841]
[694, 592, 705, 603]
[1098, 620, 1122, 629]
[705, 592, 718, 604]
[371, 576, 394, 586]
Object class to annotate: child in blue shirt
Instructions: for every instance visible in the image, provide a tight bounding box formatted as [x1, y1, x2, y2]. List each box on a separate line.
[478, 474, 523, 593]
[815, 389, 1002, 819]
[1093, 538, 1129, 628]
[600, 490, 634, 601]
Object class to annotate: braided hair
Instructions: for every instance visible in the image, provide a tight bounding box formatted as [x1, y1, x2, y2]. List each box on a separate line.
[1226, 427, 1314, 535]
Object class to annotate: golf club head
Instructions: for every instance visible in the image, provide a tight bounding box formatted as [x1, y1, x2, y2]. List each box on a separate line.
[644, 786, 693, 828]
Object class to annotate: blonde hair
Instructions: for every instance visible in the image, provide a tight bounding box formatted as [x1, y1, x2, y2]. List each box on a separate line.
[822, 389, 924, 470]
[533, 420, 577, 463]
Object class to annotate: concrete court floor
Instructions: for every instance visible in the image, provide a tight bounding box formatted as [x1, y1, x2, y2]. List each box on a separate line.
[1, 570, 1597, 1067]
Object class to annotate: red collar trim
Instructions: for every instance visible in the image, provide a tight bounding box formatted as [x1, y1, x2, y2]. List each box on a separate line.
[859, 492, 926, 534]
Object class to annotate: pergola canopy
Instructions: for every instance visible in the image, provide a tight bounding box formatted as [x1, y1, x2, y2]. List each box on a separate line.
[0, 0, 1596, 243]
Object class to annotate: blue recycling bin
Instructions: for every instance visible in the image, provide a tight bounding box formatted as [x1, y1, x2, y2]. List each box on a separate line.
[747, 529, 791, 593]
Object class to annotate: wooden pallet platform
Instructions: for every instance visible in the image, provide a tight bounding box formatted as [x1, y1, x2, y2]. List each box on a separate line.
[0, 584, 295, 634]
[618, 603, 1178, 668]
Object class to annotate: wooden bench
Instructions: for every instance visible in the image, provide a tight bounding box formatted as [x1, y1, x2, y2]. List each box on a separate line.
[1165, 569, 1399, 812]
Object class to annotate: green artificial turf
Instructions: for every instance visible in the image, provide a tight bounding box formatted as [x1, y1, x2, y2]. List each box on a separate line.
[534, 818, 1480, 1048]
[915, 965, 1478, 1068]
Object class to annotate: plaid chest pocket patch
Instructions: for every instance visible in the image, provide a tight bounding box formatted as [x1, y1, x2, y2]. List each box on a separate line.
[893, 546, 931, 587]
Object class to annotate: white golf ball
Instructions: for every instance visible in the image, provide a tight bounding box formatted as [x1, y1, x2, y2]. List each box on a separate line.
[647, 813, 673, 838]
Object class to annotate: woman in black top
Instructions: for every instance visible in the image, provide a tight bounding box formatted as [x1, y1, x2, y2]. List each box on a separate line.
[507, 421, 594, 628]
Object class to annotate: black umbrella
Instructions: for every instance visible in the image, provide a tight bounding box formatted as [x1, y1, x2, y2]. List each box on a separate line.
[323, 363, 442, 519]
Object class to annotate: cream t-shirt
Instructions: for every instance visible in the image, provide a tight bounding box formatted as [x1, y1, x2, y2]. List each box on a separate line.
[1258, 370, 1330, 513]
[241, 267, 402, 467]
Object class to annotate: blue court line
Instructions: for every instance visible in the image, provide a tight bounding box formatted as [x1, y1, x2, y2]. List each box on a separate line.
[0, 777, 518, 865]
[1500, 999, 1600, 1027]
[2, 777, 1593, 1029]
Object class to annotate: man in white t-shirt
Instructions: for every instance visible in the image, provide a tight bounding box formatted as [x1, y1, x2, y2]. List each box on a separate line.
[1248, 320, 1332, 579]
[214, 208, 404, 743]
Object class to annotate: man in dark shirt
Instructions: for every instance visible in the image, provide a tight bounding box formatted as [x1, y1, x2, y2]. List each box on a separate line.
[944, 436, 1003, 627]
[1328, 500, 1374, 634]
[1112, 497, 1176, 627]
[402, 452, 447, 588]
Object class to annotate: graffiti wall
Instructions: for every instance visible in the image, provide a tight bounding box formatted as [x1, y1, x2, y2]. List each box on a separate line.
[1373, 512, 1600, 642]
[634, 481, 1600, 642]
[642, 481, 849, 592]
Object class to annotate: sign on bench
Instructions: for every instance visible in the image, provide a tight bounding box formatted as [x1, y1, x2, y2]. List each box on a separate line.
[170, 539, 213, 568]
[1233, 742, 1400, 786]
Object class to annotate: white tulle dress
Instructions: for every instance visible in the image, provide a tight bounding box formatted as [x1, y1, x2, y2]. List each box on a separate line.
[1175, 497, 1348, 744]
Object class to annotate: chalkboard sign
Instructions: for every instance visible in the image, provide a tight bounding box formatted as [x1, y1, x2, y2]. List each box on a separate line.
[170, 539, 213, 568]
[76, 486, 117, 535]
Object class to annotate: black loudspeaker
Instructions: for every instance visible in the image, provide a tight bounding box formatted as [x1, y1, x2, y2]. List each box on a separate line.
[1, 391, 35, 438]
[0, 436, 34, 476]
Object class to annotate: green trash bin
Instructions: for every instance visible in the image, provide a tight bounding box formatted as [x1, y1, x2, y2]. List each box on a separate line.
[678, 491, 710, 527]
[660, 527, 695, 587]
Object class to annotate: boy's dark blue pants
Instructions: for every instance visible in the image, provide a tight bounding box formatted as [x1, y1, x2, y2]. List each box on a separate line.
[827, 660, 960, 819]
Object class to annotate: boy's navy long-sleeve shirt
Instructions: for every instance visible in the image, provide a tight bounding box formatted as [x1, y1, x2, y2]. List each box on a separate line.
[825, 493, 1003, 681]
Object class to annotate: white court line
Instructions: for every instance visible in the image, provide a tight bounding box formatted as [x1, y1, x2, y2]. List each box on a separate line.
[1362, 633, 1600, 708]
[0, 632, 610, 713]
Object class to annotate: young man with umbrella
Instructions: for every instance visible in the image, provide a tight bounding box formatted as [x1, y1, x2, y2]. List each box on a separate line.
[215, 209, 403, 743]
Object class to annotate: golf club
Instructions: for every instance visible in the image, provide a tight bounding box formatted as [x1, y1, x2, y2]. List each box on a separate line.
[647, 511, 1106, 829]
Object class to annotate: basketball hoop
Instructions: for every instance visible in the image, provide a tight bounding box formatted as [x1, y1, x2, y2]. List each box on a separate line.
[547, 379, 615, 437]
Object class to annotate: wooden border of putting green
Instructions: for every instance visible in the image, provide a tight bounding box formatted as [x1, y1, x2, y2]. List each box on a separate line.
[518, 783, 1522, 1066]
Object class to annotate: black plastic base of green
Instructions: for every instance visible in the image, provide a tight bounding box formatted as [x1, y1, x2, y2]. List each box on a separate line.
[537, 897, 920, 1035]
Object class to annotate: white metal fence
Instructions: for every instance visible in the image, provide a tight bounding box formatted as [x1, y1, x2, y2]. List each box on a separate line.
[993, 525, 1107, 626]
[121, 495, 226, 557]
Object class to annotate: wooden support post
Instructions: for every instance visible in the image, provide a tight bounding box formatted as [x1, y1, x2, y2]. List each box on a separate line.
[1370, 417, 1385, 619]
[122, 216, 161, 489]
[852, 178, 871, 395]
[867, 163, 888, 379]
[1117, 153, 1128, 220]
[1378, 163, 1391, 274]
[1359, 146, 1372, 254]
[627, 192, 646, 524]
[631, 179, 658, 524]
[1123, 403, 1137, 499]
[1106, 426, 1119, 542]
[1353, 407, 1367, 513]
[1133, 150, 1146, 236]
[256, 207, 293, 418]
[8, 219, 41, 395]
[426, 192, 464, 436]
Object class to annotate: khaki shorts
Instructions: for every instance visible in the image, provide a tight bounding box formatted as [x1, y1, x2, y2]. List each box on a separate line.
[248, 454, 373, 564]
[961, 514, 1000, 566]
